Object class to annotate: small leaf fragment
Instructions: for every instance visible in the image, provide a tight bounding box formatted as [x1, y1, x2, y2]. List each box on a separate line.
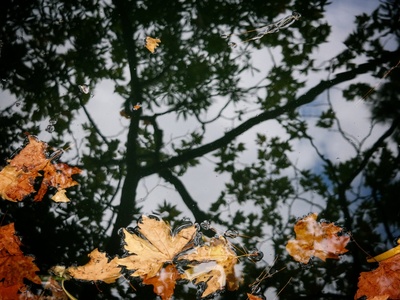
[145, 36, 161, 53]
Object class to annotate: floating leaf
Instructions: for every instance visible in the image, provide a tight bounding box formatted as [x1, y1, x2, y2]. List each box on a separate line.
[0, 223, 41, 298]
[0, 135, 81, 202]
[66, 248, 121, 284]
[179, 235, 239, 298]
[286, 213, 350, 264]
[145, 36, 161, 53]
[355, 253, 400, 300]
[118, 215, 197, 278]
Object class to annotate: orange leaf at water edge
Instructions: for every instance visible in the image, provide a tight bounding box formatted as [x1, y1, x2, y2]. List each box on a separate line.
[66, 248, 121, 283]
[286, 213, 350, 264]
[355, 253, 400, 300]
[142, 264, 181, 300]
[145, 36, 161, 53]
[179, 235, 239, 298]
[117, 215, 197, 279]
[0, 223, 41, 298]
[247, 293, 264, 300]
[0, 135, 81, 202]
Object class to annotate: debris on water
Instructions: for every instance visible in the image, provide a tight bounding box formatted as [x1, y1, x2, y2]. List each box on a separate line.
[45, 125, 55, 133]
[200, 220, 212, 230]
[224, 229, 239, 238]
[248, 249, 264, 261]
[78, 84, 90, 94]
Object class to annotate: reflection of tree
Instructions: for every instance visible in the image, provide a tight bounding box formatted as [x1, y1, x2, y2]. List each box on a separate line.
[0, 0, 399, 298]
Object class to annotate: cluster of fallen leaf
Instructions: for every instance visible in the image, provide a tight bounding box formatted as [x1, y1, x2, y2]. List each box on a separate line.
[1, 136, 400, 300]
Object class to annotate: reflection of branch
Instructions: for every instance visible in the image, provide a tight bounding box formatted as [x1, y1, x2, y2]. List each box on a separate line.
[78, 97, 109, 144]
[158, 169, 210, 222]
[142, 54, 399, 177]
[343, 116, 400, 188]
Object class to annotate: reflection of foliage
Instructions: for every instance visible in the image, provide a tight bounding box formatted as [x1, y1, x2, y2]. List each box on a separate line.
[0, 0, 399, 298]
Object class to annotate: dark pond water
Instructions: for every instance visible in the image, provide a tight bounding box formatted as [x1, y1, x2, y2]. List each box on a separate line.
[1, 0, 400, 299]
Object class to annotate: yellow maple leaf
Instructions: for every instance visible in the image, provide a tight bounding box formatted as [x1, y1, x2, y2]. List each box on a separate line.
[179, 235, 239, 298]
[145, 36, 161, 53]
[66, 248, 121, 284]
[117, 215, 197, 278]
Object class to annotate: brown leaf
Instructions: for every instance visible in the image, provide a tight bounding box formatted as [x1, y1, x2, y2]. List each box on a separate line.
[179, 235, 239, 298]
[355, 253, 400, 300]
[117, 215, 197, 278]
[0, 135, 81, 202]
[0, 223, 41, 299]
[145, 36, 161, 53]
[67, 248, 121, 283]
[286, 212, 350, 264]
[142, 265, 181, 300]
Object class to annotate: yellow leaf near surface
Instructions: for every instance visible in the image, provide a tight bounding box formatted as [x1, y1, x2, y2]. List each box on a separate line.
[117, 215, 197, 278]
[51, 189, 70, 203]
[145, 36, 161, 53]
[367, 238, 400, 263]
[179, 235, 239, 298]
[285, 212, 350, 264]
[66, 248, 121, 284]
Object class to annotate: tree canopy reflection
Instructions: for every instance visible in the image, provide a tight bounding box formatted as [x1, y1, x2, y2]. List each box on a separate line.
[0, 0, 399, 298]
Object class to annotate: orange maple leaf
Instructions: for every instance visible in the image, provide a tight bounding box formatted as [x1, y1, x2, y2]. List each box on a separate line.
[179, 235, 239, 298]
[355, 253, 400, 300]
[0, 135, 81, 202]
[66, 248, 122, 284]
[286, 212, 350, 264]
[0, 223, 41, 298]
[145, 36, 161, 53]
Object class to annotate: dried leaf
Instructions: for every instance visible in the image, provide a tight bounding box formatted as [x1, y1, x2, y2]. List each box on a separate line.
[142, 265, 181, 300]
[179, 236, 239, 298]
[67, 248, 121, 283]
[0, 223, 41, 298]
[145, 36, 161, 53]
[355, 253, 400, 300]
[286, 213, 350, 264]
[0, 135, 81, 202]
[117, 215, 197, 278]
